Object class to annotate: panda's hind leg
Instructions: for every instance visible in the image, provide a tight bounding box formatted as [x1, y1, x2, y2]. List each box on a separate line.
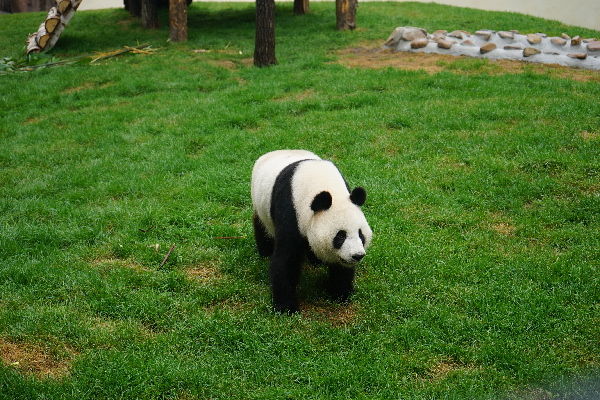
[253, 213, 274, 257]
[326, 264, 356, 302]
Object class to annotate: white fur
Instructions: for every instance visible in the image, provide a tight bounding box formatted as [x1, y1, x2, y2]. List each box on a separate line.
[251, 150, 320, 237]
[251, 150, 372, 266]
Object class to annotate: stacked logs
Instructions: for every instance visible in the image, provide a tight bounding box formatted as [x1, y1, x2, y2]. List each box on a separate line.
[26, 0, 83, 54]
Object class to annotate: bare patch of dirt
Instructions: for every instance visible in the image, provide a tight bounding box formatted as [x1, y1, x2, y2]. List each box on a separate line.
[425, 359, 484, 383]
[581, 130, 599, 141]
[301, 301, 359, 327]
[24, 117, 44, 125]
[91, 257, 152, 273]
[0, 338, 75, 379]
[186, 261, 223, 284]
[274, 88, 317, 102]
[337, 46, 600, 81]
[493, 222, 516, 237]
[202, 298, 255, 315]
[64, 82, 95, 94]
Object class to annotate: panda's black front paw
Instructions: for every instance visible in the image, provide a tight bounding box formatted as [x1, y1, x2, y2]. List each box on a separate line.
[329, 293, 352, 303]
[274, 302, 300, 314]
[326, 287, 354, 303]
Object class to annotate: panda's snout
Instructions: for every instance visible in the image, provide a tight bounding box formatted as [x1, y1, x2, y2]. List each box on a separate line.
[352, 253, 365, 262]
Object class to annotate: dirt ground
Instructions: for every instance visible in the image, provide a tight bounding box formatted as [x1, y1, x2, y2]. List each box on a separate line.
[337, 45, 600, 82]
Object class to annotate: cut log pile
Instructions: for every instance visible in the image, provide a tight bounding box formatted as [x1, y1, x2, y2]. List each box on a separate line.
[26, 0, 83, 54]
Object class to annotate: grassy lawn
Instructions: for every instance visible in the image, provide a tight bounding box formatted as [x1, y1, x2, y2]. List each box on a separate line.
[1, 1, 599, 398]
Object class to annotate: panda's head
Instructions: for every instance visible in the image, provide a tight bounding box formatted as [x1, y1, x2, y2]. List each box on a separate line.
[307, 187, 373, 266]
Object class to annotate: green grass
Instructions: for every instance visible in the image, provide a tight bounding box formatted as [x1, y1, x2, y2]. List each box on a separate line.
[1, 1, 599, 398]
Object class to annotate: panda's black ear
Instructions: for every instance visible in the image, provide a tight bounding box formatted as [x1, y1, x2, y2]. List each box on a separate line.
[350, 187, 367, 206]
[311, 191, 332, 212]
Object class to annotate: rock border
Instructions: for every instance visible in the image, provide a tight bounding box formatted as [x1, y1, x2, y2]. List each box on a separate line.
[383, 27, 600, 70]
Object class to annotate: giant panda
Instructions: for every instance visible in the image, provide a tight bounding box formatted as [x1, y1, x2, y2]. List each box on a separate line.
[251, 150, 373, 313]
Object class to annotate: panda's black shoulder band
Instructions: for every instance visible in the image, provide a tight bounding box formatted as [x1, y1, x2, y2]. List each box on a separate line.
[311, 191, 332, 212]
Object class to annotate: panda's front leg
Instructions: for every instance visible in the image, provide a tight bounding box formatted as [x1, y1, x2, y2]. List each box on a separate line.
[326, 264, 356, 302]
[269, 241, 304, 314]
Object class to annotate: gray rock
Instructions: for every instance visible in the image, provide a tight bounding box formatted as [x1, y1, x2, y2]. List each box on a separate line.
[504, 45, 523, 50]
[410, 38, 429, 49]
[551, 37, 568, 46]
[498, 31, 514, 39]
[523, 47, 541, 57]
[527, 34, 542, 44]
[402, 27, 428, 41]
[571, 36, 582, 46]
[449, 30, 470, 39]
[567, 53, 587, 59]
[588, 41, 600, 51]
[384, 27, 404, 47]
[480, 43, 497, 54]
[461, 40, 476, 47]
[475, 31, 493, 41]
[437, 39, 455, 49]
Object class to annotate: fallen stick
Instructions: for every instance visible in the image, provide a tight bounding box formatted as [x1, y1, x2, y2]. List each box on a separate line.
[159, 244, 176, 268]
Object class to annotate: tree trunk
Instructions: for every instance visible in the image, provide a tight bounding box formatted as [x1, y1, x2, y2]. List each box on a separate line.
[335, 0, 357, 31]
[128, 0, 141, 17]
[254, 0, 277, 67]
[141, 0, 159, 29]
[1, 0, 11, 13]
[169, 0, 187, 42]
[293, 0, 308, 16]
[10, 0, 55, 13]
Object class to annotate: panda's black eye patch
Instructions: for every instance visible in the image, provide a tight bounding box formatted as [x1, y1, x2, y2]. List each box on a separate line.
[333, 230, 347, 249]
[359, 229, 365, 245]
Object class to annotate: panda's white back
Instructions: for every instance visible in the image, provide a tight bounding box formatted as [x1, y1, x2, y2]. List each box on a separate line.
[251, 150, 321, 237]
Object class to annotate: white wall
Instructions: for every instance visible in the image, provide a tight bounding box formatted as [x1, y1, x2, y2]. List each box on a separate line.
[401, 0, 600, 31]
[78, 0, 600, 31]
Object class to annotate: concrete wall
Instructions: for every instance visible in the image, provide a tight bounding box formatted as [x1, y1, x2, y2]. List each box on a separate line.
[402, 0, 600, 31]
[78, 0, 600, 31]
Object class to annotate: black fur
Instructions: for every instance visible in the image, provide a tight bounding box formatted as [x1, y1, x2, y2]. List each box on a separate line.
[253, 213, 274, 257]
[326, 264, 356, 302]
[358, 229, 366, 245]
[268, 160, 309, 314]
[350, 187, 367, 206]
[310, 191, 332, 212]
[333, 230, 346, 250]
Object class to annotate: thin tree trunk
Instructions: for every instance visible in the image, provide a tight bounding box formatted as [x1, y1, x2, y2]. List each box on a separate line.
[336, 0, 357, 31]
[1, 0, 11, 13]
[128, 0, 141, 16]
[293, 0, 308, 16]
[254, 0, 277, 67]
[169, 0, 187, 42]
[141, 0, 159, 29]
